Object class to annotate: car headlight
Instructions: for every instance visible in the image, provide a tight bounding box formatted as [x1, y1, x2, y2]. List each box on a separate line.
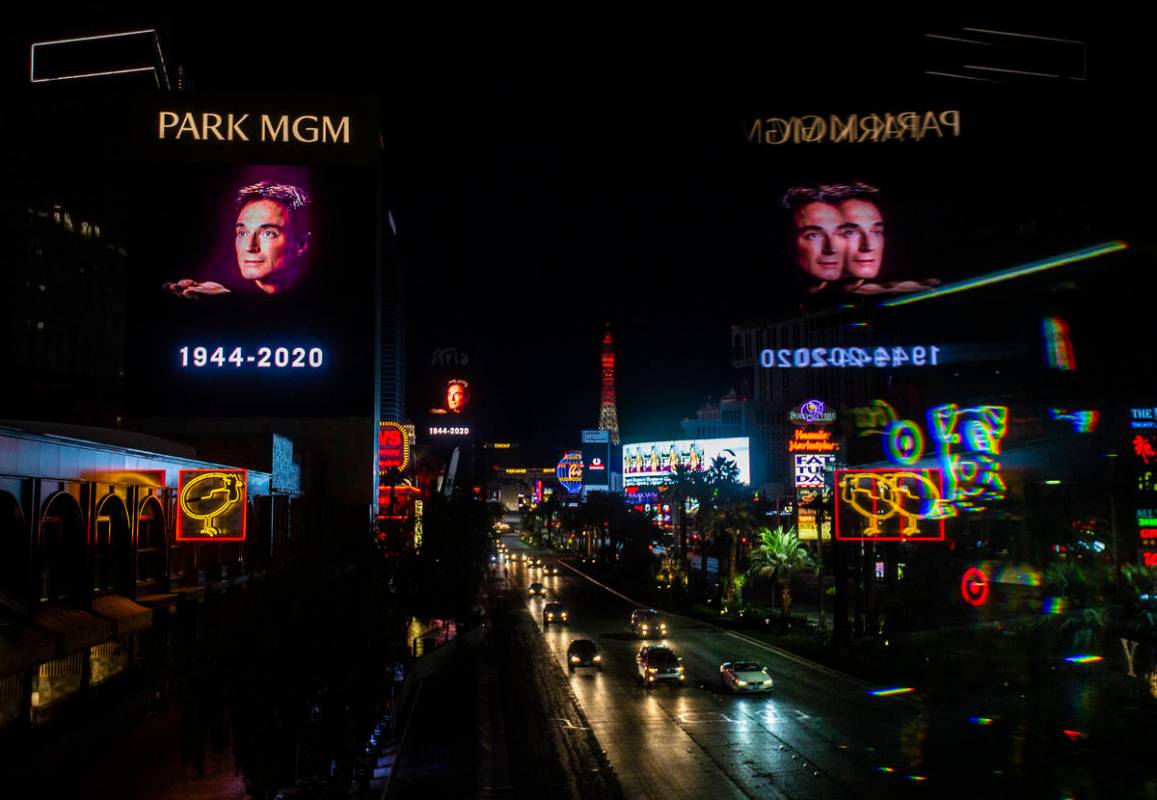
[641, 625, 649, 632]
[570, 656, 580, 663]
[676, 665, 684, 672]
[762, 680, 773, 687]
[593, 655, 601, 662]
[647, 667, 657, 673]
[547, 614, 553, 620]
[561, 613, 568, 620]
[736, 680, 747, 686]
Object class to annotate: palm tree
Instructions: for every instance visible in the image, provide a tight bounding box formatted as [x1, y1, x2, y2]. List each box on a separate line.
[747, 526, 814, 619]
[700, 500, 759, 605]
[664, 463, 704, 561]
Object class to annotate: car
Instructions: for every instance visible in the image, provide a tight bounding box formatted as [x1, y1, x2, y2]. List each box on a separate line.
[720, 661, 774, 693]
[543, 602, 569, 625]
[567, 639, 602, 672]
[636, 645, 685, 687]
[528, 582, 545, 597]
[545, 564, 559, 576]
[630, 608, 669, 638]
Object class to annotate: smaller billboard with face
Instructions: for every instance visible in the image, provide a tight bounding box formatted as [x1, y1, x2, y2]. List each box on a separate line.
[622, 437, 751, 488]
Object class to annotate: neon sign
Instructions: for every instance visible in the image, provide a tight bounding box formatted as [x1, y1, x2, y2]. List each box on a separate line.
[789, 399, 836, 425]
[556, 451, 583, 495]
[928, 404, 1008, 512]
[789, 429, 839, 453]
[1042, 317, 1076, 371]
[849, 399, 899, 437]
[378, 421, 410, 473]
[761, 346, 941, 370]
[1133, 435, 1157, 465]
[834, 468, 951, 541]
[960, 567, 990, 607]
[177, 469, 247, 542]
[1049, 408, 1099, 434]
[886, 420, 925, 465]
[1131, 408, 1157, 430]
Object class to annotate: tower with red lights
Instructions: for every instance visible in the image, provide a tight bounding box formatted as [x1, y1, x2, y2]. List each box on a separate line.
[598, 325, 621, 445]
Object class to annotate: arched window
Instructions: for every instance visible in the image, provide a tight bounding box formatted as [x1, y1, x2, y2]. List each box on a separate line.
[93, 495, 131, 595]
[136, 497, 166, 590]
[40, 492, 85, 603]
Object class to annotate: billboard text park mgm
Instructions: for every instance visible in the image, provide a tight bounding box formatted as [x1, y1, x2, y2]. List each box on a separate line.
[622, 437, 751, 488]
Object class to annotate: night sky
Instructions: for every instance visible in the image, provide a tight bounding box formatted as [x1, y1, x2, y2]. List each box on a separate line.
[5, 16, 1134, 464]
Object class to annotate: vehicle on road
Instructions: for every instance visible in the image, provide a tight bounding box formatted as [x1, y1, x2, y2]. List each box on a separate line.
[528, 582, 545, 597]
[545, 564, 559, 575]
[567, 639, 602, 672]
[636, 645, 685, 687]
[543, 602, 569, 625]
[720, 661, 773, 693]
[630, 608, 668, 638]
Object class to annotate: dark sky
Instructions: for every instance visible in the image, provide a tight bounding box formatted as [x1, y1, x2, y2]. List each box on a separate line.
[6, 15, 1133, 464]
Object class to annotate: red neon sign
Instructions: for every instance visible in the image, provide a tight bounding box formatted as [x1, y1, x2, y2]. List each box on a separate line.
[378, 421, 410, 473]
[961, 567, 989, 606]
[1141, 529, 1157, 540]
[1143, 551, 1157, 567]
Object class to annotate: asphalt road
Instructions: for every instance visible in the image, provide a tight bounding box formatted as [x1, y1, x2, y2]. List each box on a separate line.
[499, 537, 1157, 799]
[500, 539, 931, 800]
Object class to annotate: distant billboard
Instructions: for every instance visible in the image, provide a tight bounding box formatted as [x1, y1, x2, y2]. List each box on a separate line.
[622, 437, 750, 488]
[581, 429, 611, 491]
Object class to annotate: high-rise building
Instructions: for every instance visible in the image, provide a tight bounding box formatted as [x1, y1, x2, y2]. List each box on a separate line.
[598, 324, 621, 446]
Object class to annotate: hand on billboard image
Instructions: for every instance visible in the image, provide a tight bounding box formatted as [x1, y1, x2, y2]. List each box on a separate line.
[164, 180, 312, 299]
[782, 181, 938, 296]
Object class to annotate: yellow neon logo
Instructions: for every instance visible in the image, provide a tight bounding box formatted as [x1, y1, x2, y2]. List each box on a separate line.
[179, 472, 245, 537]
[840, 471, 954, 536]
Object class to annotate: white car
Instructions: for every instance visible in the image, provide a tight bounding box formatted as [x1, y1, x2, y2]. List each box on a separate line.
[720, 661, 773, 693]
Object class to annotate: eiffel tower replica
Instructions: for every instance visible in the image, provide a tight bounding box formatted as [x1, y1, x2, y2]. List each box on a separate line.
[598, 324, 621, 445]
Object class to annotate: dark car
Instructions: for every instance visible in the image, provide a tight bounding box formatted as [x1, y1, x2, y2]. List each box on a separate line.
[528, 582, 545, 597]
[636, 645, 685, 687]
[629, 608, 668, 638]
[567, 639, 602, 672]
[543, 602, 569, 625]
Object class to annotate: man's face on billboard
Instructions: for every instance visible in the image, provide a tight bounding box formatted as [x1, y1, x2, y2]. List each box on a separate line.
[838, 198, 885, 279]
[447, 383, 467, 412]
[235, 199, 306, 291]
[793, 202, 846, 282]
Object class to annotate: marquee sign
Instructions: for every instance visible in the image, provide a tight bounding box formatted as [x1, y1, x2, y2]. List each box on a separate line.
[794, 454, 834, 488]
[556, 451, 583, 495]
[834, 468, 951, 541]
[378, 421, 410, 474]
[789, 429, 839, 454]
[177, 469, 247, 542]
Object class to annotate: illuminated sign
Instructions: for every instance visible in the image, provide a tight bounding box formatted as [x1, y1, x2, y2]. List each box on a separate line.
[789, 399, 836, 425]
[762, 346, 942, 370]
[789, 429, 839, 454]
[176, 469, 247, 542]
[876, 403, 1008, 513]
[1131, 408, 1157, 430]
[556, 451, 583, 495]
[622, 437, 751, 487]
[582, 430, 611, 444]
[588, 457, 606, 471]
[486, 442, 513, 449]
[930, 405, 1008, 512]
[504, 468, 528, 475]
[414, 499, 424, 552]
[1050, 408, 1099, 433]
[1043, 317, 1076, 371]
[377, 483, 419, 520]
[834, 468, 951, 541]
[157, 111, 352, 144]
[961, 567, 990, 607]
[794, 454, 834, 488]
[1143, 551, 1157, 567]
[849, 399, 899, 437]
[431, 378, 470, 416]
[428, 426, 470, 437]
[746, 110, 961, 146]
[1133, 434, 1157, 465]
[796, 487, 832, 542]
[378, 421, 410, 473]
